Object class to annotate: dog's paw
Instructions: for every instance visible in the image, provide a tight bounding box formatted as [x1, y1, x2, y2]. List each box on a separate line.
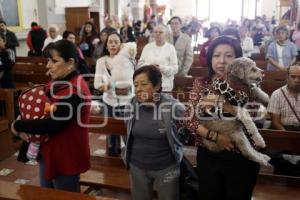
[255, 138, 266, 148]
[257, 153, 271, 166]
[250, 132, 266, 148]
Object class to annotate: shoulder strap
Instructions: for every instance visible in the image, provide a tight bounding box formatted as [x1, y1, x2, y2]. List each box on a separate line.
[281, 88, 300, 123]
[104, 58, 111, 76]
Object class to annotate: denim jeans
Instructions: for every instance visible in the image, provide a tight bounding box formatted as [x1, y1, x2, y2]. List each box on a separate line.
[39, 157, 80, 192]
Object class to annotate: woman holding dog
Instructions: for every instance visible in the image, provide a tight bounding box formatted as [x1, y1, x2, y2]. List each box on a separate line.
[183, 36, 260, 200]
[94, 32, 135, 156]
[11, 40, 91, 192]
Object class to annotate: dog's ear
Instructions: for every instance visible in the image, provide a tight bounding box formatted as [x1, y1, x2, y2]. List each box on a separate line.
[228, 60, 245, 80]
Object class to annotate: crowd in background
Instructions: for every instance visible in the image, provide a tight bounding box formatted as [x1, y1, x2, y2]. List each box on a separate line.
[1, 11, 300, 200]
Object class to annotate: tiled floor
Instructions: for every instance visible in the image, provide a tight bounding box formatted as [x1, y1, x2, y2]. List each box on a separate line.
[0, 133, 132, 199]
[1, 133, 300, 200]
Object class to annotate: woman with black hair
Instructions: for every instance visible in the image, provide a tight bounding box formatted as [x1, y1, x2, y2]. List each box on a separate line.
[62, 30, 90, 78]
[199, 26, 221, 67]
[184, 36, 260, 200]
[94, 32, 135, 156]
[123, 65, 185, 200]
[93, 29, 109, 61]
[11, 40, 91, 192]
[0, 31, 15, 88]
[79, 21, 99, 57]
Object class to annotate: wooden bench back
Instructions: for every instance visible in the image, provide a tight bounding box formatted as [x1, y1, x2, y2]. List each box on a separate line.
[260, 129, 300, 154]
[264, 70, 287, 82]
[261, 80, 285, 96]
[89, 115, 126, 136]
[13, 57, 50, 88]
[192, 54, 200, 67]
[0, 89, 15, 122]
[255, 60, 267, 70]
[188, 67, 208, 77]
[0, 180, 117, 200]
[251, 53, 266, 61]
[16, 56, 48, 65]
[173, 76, 196, 91]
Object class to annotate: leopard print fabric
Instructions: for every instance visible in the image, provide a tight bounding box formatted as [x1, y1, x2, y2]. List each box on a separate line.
[213, 79, 249, 106]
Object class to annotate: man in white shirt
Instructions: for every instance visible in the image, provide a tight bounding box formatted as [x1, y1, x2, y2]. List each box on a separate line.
[267, 65, 300, 131]
[138, 25, 178, 91]
[166, 16, 193, 77]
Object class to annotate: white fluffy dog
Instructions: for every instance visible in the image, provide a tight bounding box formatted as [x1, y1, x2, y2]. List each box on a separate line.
[200, 57, 270, 166]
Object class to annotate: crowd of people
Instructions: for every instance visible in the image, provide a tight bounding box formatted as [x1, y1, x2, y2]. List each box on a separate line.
[2, 11, 299, 200]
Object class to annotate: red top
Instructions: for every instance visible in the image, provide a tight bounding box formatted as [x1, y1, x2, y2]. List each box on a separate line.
[198, 39, 212, 67]
[41, 75, 91, 180]
[183, 77, 210, 146]
[26, 26, 47, 50]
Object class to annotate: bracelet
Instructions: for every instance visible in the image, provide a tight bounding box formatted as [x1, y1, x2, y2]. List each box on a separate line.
[205, 129, 212, 140]
[206, 129, 219, 143]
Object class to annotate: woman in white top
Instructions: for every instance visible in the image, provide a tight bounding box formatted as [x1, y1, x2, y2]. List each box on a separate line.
[94, 32, 135, 156]
[94, 32, 135, 107]
[240, 26, 254, 57]
[138, 25, 178, 91]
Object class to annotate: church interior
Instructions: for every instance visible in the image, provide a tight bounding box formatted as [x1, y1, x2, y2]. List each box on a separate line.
[0, 0, 300, 199]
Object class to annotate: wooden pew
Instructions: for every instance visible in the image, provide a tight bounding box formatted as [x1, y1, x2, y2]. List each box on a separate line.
[258, 129, 300, 187]
[188, 67, 208, 77]
[136, 37, 148, 60]
[0, 89, 17, 160]
[173, 76, 195, 91]
[263, 70, 287, 82]
[251, 53, 266, 61]
[13, 56, 97, 89]
[16, 56, 48, 65]
[81, 116, 129, 191]
[84, 116, 300, 195]
[0, 180, 117, 200]
[261, 80, 285, 96]
[192, 54, 200, 67]
[251, 53, 267, 70]
[255, 60, 267, 70]
[260, 129, 300, 154]
[13, 57, 50, 89]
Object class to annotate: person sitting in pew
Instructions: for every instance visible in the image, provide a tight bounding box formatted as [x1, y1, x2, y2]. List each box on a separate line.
[267, 65, 300, 131]
[0, 32, 15, 88]
[123, 65, 185, 200]
[11, 40, 91, 192]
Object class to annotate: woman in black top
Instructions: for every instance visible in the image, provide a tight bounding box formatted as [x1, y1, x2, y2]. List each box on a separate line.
[0, 32, 15, 88]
